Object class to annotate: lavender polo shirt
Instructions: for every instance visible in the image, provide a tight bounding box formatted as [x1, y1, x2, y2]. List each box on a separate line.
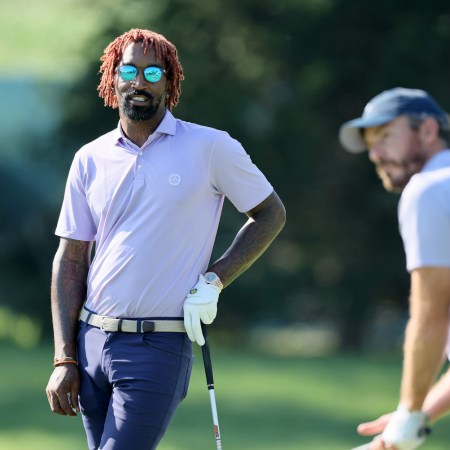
[55, 111, 273, 318]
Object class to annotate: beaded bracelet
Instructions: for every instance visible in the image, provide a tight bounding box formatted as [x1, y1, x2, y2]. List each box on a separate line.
[54, 356, 78, 367]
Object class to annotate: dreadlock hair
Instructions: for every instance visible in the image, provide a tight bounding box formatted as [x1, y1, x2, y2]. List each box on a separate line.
[97, 28, 184, 111]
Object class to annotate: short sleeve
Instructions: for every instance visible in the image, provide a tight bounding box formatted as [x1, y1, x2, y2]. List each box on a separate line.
[55, 152, 97, 241]
[209, 132, 273, 213]
[399, 178, 450, 271]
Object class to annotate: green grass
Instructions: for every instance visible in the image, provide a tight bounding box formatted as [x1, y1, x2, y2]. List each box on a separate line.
[1, 343, 450, 450]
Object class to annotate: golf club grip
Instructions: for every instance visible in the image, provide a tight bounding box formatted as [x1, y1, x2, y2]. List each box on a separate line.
[201, 324, 214, 388]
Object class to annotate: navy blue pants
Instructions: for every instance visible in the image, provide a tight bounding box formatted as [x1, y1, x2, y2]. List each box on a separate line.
[77, 323, 193, 450]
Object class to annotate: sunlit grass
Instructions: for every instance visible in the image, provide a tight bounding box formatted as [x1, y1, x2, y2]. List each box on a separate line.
[2, 342, 450, 450]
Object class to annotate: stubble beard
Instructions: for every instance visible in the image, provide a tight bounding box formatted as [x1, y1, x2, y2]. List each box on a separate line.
[375, 151, 428, 193]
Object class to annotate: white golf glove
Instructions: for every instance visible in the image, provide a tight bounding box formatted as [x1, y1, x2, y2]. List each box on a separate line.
[380, 404, 430, 450]
[183, 274, 221, 346]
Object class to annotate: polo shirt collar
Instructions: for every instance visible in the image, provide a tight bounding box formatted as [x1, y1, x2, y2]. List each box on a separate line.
[157, 110, 177, 135]
[113, 110, 177, 146]
[421, 149, 450, 173]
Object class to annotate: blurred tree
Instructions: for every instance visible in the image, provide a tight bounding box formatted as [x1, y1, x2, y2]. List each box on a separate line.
[0, 159, 57, 323]
[15, 0, 450, 348]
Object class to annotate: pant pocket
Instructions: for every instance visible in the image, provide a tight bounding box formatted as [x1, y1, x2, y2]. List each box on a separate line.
[181, 355, 194, 400]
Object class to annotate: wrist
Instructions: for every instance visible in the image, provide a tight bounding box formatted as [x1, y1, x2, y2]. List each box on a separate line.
[203, 272, 223, 291]
[54, 356, 78, 368]
[396, 403, 429, 420]
[382, 403, 430, 446]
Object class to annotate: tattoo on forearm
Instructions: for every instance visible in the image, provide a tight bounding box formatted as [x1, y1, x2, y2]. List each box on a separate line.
[56, 259, 88, 315]
[213, 197, 285, 286]
[51, 240, 91, 348]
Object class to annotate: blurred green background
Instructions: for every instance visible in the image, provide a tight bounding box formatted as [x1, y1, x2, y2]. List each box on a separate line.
[2, 0, 450, 448]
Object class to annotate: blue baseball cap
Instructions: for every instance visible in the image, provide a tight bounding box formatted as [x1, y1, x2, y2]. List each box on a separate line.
[339, 87, 448, 153]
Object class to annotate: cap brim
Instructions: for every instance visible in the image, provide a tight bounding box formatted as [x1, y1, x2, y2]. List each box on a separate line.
[339, 114, 397, 153]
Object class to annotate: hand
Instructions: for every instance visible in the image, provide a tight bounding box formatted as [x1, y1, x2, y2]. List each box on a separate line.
[353, 413, 397, 449]
[364, 436, 399, 449]
[378, 405, 429, 450]
[46, 364, 80, 416]
[358, 412, 393, 437]
[183, 274, 221, 346]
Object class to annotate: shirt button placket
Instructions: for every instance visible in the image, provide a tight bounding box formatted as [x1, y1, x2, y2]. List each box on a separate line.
[135, 151, 145, 187]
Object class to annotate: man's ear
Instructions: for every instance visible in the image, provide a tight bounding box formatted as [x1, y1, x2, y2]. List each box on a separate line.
[418, 117, 440, 145]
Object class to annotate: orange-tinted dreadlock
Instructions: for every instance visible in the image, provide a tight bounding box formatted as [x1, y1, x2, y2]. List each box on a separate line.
[97, 28, 184, 111]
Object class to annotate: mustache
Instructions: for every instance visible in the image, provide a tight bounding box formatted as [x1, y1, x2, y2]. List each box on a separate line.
[377, 155, 423, 170]
[125, 90, 153, 101]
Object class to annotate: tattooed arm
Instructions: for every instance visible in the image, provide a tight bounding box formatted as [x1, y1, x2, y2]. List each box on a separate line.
[46, 238, 93, 416]
[209, 191, 286, 287]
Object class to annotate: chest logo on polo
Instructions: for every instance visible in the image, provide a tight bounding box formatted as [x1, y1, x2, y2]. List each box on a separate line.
[168, 173, 181, 186]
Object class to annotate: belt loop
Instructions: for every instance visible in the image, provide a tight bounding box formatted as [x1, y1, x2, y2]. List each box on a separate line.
[118, 318, 123, 332]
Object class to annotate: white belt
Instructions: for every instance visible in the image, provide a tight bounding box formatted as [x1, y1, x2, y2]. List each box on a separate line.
[79, 308, 186, 333]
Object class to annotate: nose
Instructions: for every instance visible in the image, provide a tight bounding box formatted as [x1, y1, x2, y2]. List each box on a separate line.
[368, 141, 384, 164]
[131, 71, 147, 89]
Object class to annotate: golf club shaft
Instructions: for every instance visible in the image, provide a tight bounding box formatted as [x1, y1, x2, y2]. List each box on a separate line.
[201, 325, 223, 450]
[351, 443, 372, 450]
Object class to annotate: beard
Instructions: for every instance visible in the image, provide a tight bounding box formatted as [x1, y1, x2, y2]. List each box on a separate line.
[375, 153, 427, 193]
[121, 90, 164, 122]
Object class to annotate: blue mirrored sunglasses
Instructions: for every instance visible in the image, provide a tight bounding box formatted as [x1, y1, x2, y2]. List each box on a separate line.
[118, 65, 166, 83]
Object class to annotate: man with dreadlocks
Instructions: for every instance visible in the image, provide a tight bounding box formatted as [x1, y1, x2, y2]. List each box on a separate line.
[45, 28, 286, 449]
